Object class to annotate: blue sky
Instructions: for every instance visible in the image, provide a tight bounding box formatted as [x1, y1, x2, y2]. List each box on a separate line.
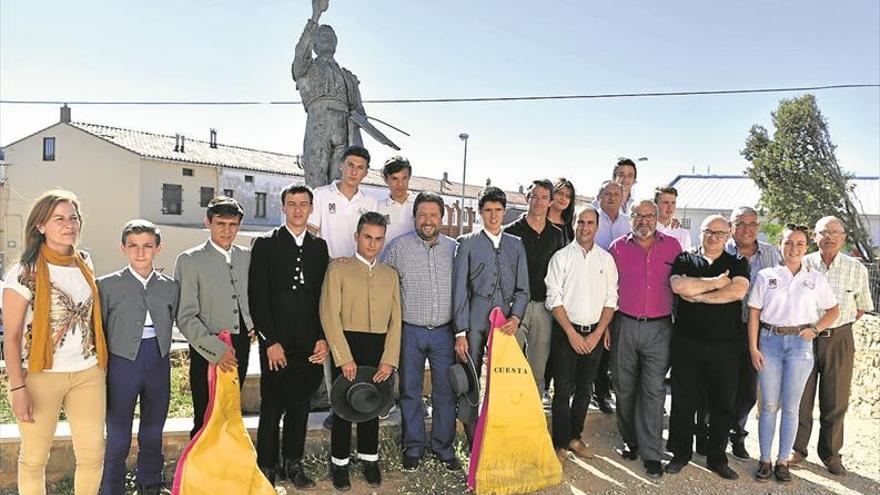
[1, 0, 878, 199]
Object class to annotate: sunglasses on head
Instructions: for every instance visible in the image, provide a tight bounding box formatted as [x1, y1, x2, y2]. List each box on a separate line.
[785, 223, 810, 233]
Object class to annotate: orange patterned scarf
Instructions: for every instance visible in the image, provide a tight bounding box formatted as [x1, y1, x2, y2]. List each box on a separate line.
[28, 243, 107, 372]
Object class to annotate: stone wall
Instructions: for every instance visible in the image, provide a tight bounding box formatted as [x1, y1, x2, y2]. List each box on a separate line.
[851, 314, 880, 419]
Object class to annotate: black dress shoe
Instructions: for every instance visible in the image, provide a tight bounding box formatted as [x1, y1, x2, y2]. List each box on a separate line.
[731, 440, 750, 460]
[137, 484, 162, 495]
[323, 414, 334, 430]
[437, 456, 462, 471]
[616, 444, 639, 461]
[402, 455, 420, 472]
[331, 465, 351, 491]
[595, 396, 615, 414]
[285, 459, 316, 490]
[362, 460, 382, 486]
[708, 462, 739, 480]
[258, 465, 276, 486]
[644, 460, 664, 479]
[665, 457, 688, 474]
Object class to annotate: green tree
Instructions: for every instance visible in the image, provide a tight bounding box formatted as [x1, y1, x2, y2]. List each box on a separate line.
[742, 94, 874, 261]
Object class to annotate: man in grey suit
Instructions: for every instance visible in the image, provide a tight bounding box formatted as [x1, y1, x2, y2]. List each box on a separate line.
[174, 196, 255, 438]
[453, 187, 530, 438]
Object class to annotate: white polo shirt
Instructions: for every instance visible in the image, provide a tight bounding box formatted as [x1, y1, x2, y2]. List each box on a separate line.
[309, 181, 378, 258]
[748, 264, 837, 326]
[376, 192, 415, 243]
[657, 222, 692, 251]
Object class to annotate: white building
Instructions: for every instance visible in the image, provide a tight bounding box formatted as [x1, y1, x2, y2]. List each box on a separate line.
[668, 174, 880, 249]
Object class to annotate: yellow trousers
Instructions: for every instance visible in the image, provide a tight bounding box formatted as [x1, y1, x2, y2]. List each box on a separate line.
[15, 365, 106, 495]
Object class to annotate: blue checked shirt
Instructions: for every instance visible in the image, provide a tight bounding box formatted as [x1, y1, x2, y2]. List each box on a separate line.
[380, 231, 456, 328]
[726, 238, 782, 322]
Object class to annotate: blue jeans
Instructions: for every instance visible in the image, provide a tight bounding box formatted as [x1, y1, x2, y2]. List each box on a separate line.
[757, 329, 814, 462]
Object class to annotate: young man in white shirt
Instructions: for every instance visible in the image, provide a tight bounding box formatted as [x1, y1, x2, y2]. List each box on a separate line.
[308, 145, 379, 259]
[376, 156, 416, 243]
[655, 186, 692, 251]
[544, 206, 618, 465]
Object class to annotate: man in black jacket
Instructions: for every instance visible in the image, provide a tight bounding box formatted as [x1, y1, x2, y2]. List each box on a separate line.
[249, 184, 330, 488]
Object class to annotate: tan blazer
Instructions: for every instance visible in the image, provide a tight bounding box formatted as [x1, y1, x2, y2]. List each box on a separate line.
[319, 258, 401, 368]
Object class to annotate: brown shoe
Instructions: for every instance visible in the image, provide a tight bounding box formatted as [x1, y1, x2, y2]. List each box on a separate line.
[556, 449, 569, 467]
[789, 451, 806, 464]
[822, 456, 847, 476]
[755, 461, 772, 482]
[568, 439, 594, 459]
[774, 462, 792, 482]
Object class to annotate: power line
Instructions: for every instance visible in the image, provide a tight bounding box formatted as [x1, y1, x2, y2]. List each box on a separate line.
[0, 83, 877, 106]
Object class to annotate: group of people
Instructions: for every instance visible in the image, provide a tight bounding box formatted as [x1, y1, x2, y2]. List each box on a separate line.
[3, 148, 874, 494]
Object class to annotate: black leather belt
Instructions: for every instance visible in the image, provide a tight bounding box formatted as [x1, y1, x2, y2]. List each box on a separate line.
[618, 312, 671, 323]
[404, 321, 451, 330]
[760, 322, 810, 336]
[572, 323, 596, 335]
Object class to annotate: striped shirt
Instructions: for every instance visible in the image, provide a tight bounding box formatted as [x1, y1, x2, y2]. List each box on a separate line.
[726, 238, 782, 322]
[380, 231, 456, 328]
[803, 251, 874, 327]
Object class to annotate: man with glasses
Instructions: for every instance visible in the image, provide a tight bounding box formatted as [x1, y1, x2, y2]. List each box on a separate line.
[607, 199, 682, 478]
[792, 216, 874, 475]
[504, 179, 565, 393]
[666, 215, 750, 480]
[711, 206, 781, 460]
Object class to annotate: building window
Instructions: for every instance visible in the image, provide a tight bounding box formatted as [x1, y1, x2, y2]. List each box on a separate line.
[43, 137, 55, 161]
[162, 184, 183, 215]
[244, 175, 254, 183]
[681, 218, 692, 230]
[255, 192, 267, 218]
[223, 188, 233, 198]
[183, 168, 194, 177]
[200, 187, 215, 207]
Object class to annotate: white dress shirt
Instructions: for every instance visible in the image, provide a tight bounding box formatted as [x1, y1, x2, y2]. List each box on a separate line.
[657, 222, 692, 251]
[127, 265, 156, 339]
[483, 229, 503, 249]
[209, 239, 232, 264]
[544, 241, 619, 326]
[354, 252, 378, 272]
[284, 224, 307, 247]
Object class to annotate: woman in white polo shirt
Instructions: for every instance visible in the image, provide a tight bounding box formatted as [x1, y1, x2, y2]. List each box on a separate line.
[747, 224, 839, 483]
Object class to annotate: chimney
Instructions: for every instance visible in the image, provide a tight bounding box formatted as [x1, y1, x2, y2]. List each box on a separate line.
[60, 104, 71, 123]
[442, 171, 448, 182]
[518, 185, 524, 194]
[486, 178, 491, 186]
[209, 128, 217, 149]
[174, 134, 180, 152]
[180, 134, 186, 153]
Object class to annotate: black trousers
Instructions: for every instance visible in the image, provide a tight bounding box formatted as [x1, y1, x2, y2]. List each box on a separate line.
[331, 331, 386, 462]
[592, 349, 612, 399]
[669, 334, 739, 466]
[255, 348, 312, 468]
[550, 322, 604, 448]
[696, 323, 756, 441]
[189, 327, 251, 438]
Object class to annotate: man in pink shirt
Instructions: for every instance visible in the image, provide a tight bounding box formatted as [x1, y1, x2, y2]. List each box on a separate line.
[606, 199, 682, 479]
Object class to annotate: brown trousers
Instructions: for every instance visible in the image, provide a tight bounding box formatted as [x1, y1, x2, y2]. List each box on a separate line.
[793, 323, 854, 461]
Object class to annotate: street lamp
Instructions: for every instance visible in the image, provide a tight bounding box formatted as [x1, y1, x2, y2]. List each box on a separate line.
[458, 133, 469, 234]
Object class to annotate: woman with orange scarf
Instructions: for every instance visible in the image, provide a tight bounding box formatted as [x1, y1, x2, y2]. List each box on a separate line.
[3, 189, 108, 495]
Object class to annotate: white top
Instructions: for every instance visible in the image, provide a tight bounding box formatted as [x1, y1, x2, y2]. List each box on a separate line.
[284, 224, 307, 247]
[544, 241, 619, 326]
[748, 264, 838, 326]
[657, 222, 692, 251]
[209, 239, 232, 264]
[127, 266, 156, 339]
[309, 181, 379, 258]
[3, 259, 99, 372]
[354, 252, 377, 272]
[375, 192, 415, 243]
[595, 209, 630, 251]
[483, 229, 502, 249]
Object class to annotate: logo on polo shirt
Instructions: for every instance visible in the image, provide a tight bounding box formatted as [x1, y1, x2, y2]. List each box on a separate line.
[768, 278, 778, 289]
[801, 279, 816, 290]
[383, 214, 391, 223]
[328, 203, 336, 214]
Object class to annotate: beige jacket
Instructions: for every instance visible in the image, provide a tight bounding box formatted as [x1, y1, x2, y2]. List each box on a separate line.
[319, 259, 401, 368]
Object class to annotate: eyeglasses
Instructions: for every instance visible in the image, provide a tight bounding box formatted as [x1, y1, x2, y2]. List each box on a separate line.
[633, 213, 656, 222]
[554, 191, 572, 199]
[785, 223, 810, 233]
[702, 229, 730, 239]
[734, 222, 760, 230]
[817, 229, 845, 238]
